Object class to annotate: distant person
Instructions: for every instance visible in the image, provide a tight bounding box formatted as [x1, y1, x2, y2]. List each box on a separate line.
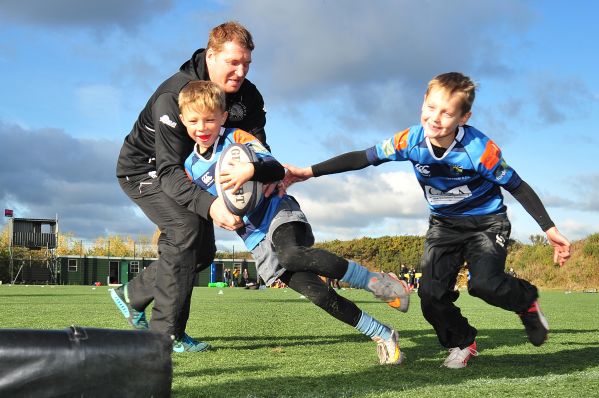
[408, 268, 416, 290]
[283, 72, 571, 368]
[399, 264, 409, 282]
[111, 21, 266, 352]
[180, 80, 411, 364]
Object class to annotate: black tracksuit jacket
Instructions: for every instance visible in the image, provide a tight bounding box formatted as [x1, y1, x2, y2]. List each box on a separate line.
[116, 49, 266, 219]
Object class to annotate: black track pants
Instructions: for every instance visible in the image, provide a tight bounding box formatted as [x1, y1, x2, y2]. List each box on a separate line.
[118, 174, 215, 338]
[418, 213, 538, 349]
[274, 222, 361, 327]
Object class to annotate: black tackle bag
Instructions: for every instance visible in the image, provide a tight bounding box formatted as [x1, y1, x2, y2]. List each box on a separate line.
[0, 326, 173, 398]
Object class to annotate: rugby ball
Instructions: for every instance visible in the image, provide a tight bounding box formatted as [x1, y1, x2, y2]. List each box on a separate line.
[215, 143, 263, 216]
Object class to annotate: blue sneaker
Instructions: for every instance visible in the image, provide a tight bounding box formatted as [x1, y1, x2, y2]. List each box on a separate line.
[109, 285, 149, 330]
[172, 333, 212, 353]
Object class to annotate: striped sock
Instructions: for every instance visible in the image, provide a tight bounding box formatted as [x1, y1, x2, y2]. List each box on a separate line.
[340, 261, 377, 291]
[355, 311, 392, 341]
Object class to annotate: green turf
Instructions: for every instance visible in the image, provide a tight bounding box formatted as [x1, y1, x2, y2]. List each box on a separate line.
[1, 285, 598, 397]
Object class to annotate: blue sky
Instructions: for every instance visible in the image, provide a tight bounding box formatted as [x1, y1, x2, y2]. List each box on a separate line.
[1, 0, 598, 251]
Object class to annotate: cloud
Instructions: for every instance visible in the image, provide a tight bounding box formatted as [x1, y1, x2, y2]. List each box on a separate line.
[237, 0, 530, 99]
[530, 74, 596, 125]
[283, 168, 428, 241]
[0, 0, 175, 31]
[201, 0, 534, 136]
[0, 121, 154, 239]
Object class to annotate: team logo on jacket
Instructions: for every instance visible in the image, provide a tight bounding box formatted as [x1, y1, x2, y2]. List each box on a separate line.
[159, 115, 177, 128]
[228, 102, 247, 121]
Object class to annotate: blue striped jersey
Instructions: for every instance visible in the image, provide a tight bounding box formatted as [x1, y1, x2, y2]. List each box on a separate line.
[184, 127, 282, 249]
[366, 125, 521, 216]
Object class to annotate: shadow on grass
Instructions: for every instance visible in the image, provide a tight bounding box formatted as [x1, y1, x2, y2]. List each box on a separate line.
[174, 328, 599, 397]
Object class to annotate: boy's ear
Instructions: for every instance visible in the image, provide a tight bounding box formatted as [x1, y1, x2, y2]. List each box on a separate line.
[221, 111, 228, 125]
[460, 111, 472, 126]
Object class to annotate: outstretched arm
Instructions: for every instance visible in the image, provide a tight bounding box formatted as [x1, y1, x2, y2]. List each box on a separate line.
[282, 149, 371, 189]
[507, 180, 571, 266]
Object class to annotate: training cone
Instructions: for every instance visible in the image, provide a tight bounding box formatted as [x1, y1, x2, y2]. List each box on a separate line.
[218, 290, 224, 295]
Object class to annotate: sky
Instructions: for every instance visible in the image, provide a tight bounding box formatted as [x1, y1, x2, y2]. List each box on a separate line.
[1, 0, 598, 252]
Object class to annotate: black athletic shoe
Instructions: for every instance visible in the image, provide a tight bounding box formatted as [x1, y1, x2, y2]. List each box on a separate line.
[518, 300, 549, 346]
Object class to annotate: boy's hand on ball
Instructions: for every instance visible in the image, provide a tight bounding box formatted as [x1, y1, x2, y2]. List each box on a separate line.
[220, 160, 254, 192]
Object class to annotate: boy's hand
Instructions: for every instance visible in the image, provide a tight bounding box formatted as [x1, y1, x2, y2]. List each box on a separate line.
[545, 226, 571, 266]
[282, 164, 314, 189]
[219, 160, 254, 193]
[209, 197, 244, 231]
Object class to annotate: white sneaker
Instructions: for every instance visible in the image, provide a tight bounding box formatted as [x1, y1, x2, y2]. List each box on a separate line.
[367, 272, 411, 312]
[443, 341, 478, 369]
[373, 329, 404, 365]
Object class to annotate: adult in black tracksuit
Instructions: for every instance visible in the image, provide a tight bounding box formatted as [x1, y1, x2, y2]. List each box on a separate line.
[114, 22, 266, 346]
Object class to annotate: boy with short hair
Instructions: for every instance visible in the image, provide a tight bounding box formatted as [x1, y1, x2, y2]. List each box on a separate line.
[283, 72, 571, 368]
[179, 80, 412, 365]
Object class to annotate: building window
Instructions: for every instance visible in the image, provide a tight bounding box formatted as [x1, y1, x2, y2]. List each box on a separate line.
[130, 261, 140, 273]
[68, 259, 77, 272]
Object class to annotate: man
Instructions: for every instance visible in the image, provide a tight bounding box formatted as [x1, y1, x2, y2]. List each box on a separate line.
[111, 21, 267, 352]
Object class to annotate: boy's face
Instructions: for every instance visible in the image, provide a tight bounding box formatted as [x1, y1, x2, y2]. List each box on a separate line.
[180, 106, 228, 153]
[206, 41, 252, 94]
[421, 87, 471, 147]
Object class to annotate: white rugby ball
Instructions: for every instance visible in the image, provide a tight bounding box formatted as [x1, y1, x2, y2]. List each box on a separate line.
[216, 143, 263, 216]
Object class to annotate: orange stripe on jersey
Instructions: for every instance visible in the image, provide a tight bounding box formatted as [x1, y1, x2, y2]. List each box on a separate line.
[394, 128, 410, 150]
[232, 129, 255, 144]
[481, 140, 501, 170]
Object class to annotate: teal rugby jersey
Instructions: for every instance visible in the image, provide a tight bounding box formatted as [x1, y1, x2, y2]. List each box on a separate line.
[184, 127, 282, 249]
[366, 125, 522, 217]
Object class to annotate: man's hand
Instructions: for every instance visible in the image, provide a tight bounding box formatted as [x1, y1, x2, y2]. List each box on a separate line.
[281, 164, 314, 190]
[209, 196, 244, 230]
[219, 160, 254, 192]
[263, 182, 284, 198]
[545, 226, 571, 266]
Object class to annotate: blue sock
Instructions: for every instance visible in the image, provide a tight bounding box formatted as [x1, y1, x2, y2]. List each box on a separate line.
[355, 311, 391, 341]
[340, 261, 378, 291]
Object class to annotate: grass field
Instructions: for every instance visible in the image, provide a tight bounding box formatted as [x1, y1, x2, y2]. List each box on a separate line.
[1, 285, 598, 398]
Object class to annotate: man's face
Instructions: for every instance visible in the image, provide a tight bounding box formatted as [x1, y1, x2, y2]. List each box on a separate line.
[180, 106, 228, 153]
[206, 41, 252, 93]
[420, 87, 471, 147]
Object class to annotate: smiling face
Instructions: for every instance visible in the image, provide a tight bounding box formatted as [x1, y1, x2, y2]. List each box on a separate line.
[206, 41, 252, 94]
[180, 105, 228, 154]
[420, 87, 472, 148]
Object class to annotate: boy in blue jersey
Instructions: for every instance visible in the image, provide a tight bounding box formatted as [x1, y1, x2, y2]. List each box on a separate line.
[283, 72, 571, 368]
[179, 80, 411, 365]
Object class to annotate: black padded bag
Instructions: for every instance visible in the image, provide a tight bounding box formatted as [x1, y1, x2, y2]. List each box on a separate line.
[0, 326, 172, 398]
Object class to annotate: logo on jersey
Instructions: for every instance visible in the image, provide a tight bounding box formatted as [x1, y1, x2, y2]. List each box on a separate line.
[381, 139, 396, 158]
[415, 163, 431, 176]
[228, 102, 247, 121]
[424, 184, 471, 205]
[201, 171, 214, 187]
[159, 115, 177, 128]
[450, 164, 463, 175]
[494, 160, 509, 180]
